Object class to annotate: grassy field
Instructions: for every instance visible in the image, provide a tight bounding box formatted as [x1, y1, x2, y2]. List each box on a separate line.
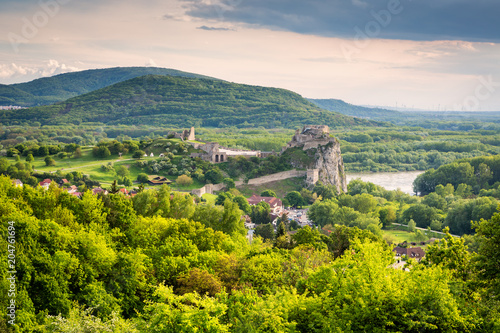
[7, 146, 204, 190]
[202, 193, 218, 205]
[382, 227, 445, 247]
[236, 177, 305, 198]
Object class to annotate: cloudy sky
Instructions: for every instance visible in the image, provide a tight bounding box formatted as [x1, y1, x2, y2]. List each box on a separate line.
[1, 0, 499, 110]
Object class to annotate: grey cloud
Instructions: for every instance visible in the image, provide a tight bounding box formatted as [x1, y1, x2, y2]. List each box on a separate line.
[182, 0, 500, 42]
[197, 25, 234, 31]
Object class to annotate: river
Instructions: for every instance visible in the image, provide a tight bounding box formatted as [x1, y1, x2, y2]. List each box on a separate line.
[346, 171, 424, 195]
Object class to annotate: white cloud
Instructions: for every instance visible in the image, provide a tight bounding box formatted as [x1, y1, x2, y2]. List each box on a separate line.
[0, 60, 79, 83]
[145, 58, 158, 67]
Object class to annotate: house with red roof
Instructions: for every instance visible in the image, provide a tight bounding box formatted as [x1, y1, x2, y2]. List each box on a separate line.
[393, 246, 426, 262]
[92, 187, 108, 195]
[247, 194, 283, 214]
[39, 179, 52, 190]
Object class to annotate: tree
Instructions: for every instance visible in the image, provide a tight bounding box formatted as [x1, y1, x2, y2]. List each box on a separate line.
[223, 178, 235, 189]
[115, 165, 130, 178]
[292, 225, 327, 250]
[285, 191, 304, 208]
[122, 177, 133, 187]
[276, 221, 287, 239]
[423, 227, 472, 282]
[308, 199, 339, 228]
[93, 146, 111, 158]
[423, 192, 447, 210]
[204, 168, 223, 184]
[215, 192, 234, 206]
[250, 202, 271, 224]
[133, 150, 145, 159]
[26, 154, 34, 163]
[260, 189, 277, 197]
[379, 206, 396, 228]
[38, 145, 49, 157]
[176, 175, 193, 186]
[474, 209, 500, 297]
[220, 199, 245, 236]
[435, 183, 454, 197]
[408, 219, 416, 232]
[73, 147, 83, 158]
[445, 197, 499, 235]
[402, 204, 441, 229]
[254, 223, 275, 241]
[233, 195, 251, 214]
[44, 156, 56, 166]
[137, 173, 149, 183]
[476, 163, 493, 189]
[176, 268, 222, 297]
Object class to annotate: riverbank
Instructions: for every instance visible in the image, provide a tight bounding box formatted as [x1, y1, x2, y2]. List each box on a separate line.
[346, 171, 424, 194]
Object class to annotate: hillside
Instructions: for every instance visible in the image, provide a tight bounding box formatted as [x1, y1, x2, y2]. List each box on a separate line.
[0, 83, 35, 105]
[1, 67, 218, 106]
[3, 75, 380, 128]
[309, 98, 405, 122]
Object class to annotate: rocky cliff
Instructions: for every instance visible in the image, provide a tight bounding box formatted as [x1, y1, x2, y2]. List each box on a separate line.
[283, 125, 347, 193]
[313, 140, 347, 193]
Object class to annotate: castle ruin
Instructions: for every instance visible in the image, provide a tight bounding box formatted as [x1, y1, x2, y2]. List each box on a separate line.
[283, 125, 347, 193]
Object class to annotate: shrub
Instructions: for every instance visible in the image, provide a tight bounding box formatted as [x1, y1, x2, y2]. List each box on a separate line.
[176, 175, 193, 186]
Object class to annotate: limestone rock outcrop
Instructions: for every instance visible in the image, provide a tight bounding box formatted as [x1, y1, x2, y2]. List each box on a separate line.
[283, 125, 347, 193]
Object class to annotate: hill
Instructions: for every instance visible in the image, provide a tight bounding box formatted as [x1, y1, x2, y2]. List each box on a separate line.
[1, 67, 218, 106]
[3, 75, 381, 128]
[310, 99, 500, 125]
[309, 98, 406, 122]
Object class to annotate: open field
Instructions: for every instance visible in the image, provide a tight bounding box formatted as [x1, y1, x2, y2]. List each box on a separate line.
[382, 227, 446, 247]
[5, 145, 204, 190]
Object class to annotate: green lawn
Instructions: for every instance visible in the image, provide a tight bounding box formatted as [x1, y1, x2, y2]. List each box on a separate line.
[202, 193, 218, 205]
[8, 148, 203, 191]
[382, 227, 445, 247]
[236, 177, 305, 198]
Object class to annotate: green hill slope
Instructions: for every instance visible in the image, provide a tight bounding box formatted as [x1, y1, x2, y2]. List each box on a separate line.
[1, 67, 217, 106]
[3, 75, 380, 128]
[0, 84, 36, 106]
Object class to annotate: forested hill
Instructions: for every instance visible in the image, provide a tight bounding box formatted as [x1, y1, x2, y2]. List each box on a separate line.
[309, 98, 405, 122]
[0, 67, 218, 107]
[3, 75, 381, 128]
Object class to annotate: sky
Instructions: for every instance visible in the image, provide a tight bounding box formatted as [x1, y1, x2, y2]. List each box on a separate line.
[1, 0, 499, 111]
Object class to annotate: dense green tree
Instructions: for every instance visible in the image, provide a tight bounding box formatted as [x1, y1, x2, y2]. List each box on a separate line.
[445, 197, 499, 235]
[204, 168, 224, 184]
[215, 192, 234, 206]
[115, 165, 130, 178]
[423, 192, 447, 210]
[44, 156, 56, 166]
[93, 146, 111, 158]
[137, 173, 149, 183]
[233, 195, 251, 214]
[223, 178, 235, 189]
[285, 191, 304, 208]
[254, 223, 275, 241]
[402, 204, 442, 229]
[250, 201, 271, 224]
[260, 189, 277, 197]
